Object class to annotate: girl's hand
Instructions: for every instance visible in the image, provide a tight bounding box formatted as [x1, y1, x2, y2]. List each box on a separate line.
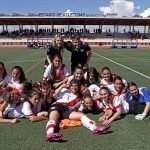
[98, 115, 107, 121]
[103, 119, 112, 125]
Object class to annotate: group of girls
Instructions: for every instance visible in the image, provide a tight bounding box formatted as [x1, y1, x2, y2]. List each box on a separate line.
[0, 33, 149, 142]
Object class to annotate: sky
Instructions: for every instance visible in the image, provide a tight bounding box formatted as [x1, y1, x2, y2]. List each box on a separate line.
[0, 0, 150, 17]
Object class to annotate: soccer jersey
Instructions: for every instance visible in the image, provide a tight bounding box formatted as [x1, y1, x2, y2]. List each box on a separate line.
[7, 77, 23, 93]
[3, 102, 25, 118]
[22, 101, 42, 118]
[88, 84, 100, 97]
[100, 78, 112, 87]
[3, 101, 42, 118]
[100, 78, 127, 88]
[55, 91, 81, 110]
[43, 63, 70, 82]
[103, 94, 129, 114]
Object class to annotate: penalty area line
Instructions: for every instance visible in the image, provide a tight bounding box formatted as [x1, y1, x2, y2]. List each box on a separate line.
[93, 52, 150, 80]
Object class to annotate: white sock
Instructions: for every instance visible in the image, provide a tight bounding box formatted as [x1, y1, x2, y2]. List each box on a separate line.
[81, 116, 96, 131]
[46, 120, 56, 135]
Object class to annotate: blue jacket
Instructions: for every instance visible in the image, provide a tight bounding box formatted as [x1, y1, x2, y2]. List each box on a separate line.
[125, 87, 150, 103]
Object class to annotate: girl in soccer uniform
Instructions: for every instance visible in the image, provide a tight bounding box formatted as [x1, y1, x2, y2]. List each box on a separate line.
[100, 67, 127, 88]
[44, 34, 64, 69]
[107, 76, 127, 96]
[7, 66, 27, 94]
[99, 87, 129, 125]
[45, 79, 109, 142]
[78, 95, 108, 118]
[0, 89, 47, 123]
[0, 89, 23, 123]
[43, 54, 70, 89]
[125, 82, 150, 120]
[100, 67, 114, 87]
[21, 89, 48, 122]
[67, 66, 85, 86]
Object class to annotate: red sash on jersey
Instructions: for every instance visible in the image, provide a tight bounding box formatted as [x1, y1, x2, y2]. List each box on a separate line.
[54, 64, 65, 82]
[110, 95, 122, 111]
[56, 97, 81, 107]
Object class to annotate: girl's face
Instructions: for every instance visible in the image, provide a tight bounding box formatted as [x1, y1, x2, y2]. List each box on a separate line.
[74, 69, 83, 80]
[29, 94, 40, 106]
[0, 64, 4, 77]
[84, 98, 93, 110]
[89, 71, 95, 80]
[102, 69, 111, 81]
[129, 85, 139, 97]
[114, 79, 123, 92]
[41, 85, 51, 96]
[100, 89, 109, 100]
[70, 83, 78, 94]
[55, 37, 63, 48]
[12, 69, 20, 81]
[80, 85, 90, 95]
[52, 56, 61, 68]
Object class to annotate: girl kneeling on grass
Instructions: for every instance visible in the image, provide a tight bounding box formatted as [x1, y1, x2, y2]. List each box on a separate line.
[43, 54, 70, 89]
[45, 79, 110, 142]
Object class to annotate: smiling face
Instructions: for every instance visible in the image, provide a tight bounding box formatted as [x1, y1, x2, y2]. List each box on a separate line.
[74, 68, 83, 80]
[129, 85, 139, 97]
[55, 37, 63, 48]
[84, 97, 93, 110]
[72, 39, 81, 49]
[70, 83, 79, 94]
[29, 94, 40, 106]
[101, 69, 111, 82]
[80, 85, 90, 95]
[99, 88, 110, 101]
[41, 85, 51, 96]
[114, 79, 123, 92]
[12, 68, 21, 81]
[52, 55, 61, 68]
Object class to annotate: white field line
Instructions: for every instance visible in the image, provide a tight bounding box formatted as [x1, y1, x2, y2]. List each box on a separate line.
[25, 59, 44, 74]
[4, 50, 42, 66]
[93, 52, 150, 80]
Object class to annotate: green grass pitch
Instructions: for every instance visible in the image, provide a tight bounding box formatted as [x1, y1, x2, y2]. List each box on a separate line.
[0, 48, 150, 150]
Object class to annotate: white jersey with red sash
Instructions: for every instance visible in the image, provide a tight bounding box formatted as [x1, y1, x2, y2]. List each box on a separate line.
[55, 91, 81, 110]
[43, 63, 70, 82]
[102, 94, 129, 114]
[88, 84, 100, 97]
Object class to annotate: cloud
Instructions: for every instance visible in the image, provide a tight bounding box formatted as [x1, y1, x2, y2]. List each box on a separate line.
[140, 8, 150, 17]
[99, 0, 136, 17]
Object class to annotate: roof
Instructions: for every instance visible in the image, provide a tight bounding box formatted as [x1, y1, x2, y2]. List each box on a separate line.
[0, 16, 150, 26]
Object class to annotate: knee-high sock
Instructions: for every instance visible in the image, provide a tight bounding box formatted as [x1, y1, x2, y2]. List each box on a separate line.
[81, 116, 96, 131]
[46, 120, 56, 135]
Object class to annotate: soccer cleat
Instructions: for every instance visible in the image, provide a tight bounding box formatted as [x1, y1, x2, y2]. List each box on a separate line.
[93, 125, 110, 135]
[45, 133, 63, 142]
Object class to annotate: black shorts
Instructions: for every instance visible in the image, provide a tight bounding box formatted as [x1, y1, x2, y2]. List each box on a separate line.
[48, 103, 73, 119]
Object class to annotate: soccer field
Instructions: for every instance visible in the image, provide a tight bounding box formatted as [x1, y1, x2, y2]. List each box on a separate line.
[0, 48, 150, 150]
